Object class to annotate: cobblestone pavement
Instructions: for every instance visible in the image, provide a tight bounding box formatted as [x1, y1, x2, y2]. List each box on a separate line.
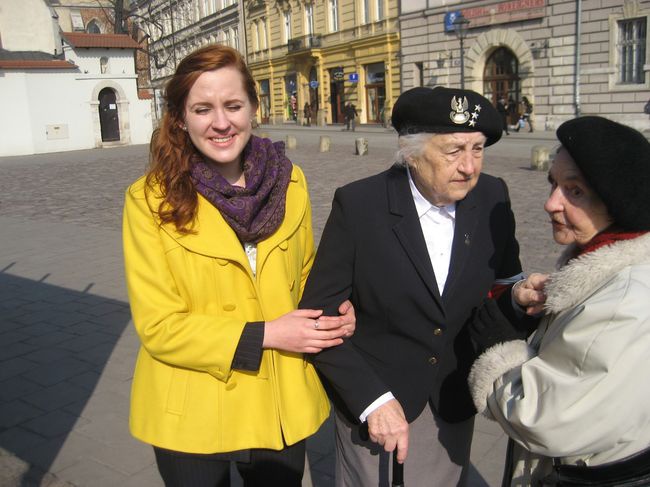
[0, 125, 560, 487]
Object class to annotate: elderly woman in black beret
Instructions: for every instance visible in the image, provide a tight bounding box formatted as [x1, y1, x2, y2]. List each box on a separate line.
[301, 86, 529, 486]
[468, 116, 650, 486]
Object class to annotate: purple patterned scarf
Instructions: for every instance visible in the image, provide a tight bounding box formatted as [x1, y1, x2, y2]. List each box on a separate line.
[190, 135, 292, 243]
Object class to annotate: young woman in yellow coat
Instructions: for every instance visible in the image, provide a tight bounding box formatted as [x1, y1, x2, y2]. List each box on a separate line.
[122, 45, 355, 487]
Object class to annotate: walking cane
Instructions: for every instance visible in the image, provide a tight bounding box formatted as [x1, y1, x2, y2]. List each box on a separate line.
[359, 423, 405, 487]
[392, 451, 404, 487]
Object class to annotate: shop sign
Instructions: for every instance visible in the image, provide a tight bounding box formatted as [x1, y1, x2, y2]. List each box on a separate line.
[349, 73, 359, 82]
[460, 0, 546, 29]
[332, 67, 345, 81]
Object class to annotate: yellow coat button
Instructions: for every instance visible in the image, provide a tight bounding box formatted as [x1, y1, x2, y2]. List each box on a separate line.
[279, 241, 289, 250]
[223, 304, 236, 311]
[428, 356, 438, 365]
[225, 382, 237, 391]
[216, 258, 229, 266]
[433, 328, 443, 336]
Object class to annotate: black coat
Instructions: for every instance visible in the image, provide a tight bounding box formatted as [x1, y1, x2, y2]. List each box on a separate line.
[300, 164, 523, 423]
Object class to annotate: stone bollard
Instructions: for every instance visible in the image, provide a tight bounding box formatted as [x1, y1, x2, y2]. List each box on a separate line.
[259, 132, 269, 139]
[286, 135, 297, 149]
[355, 137, 368, 156]
[531, 145, 550, 171]
[319, 136, 331, 152]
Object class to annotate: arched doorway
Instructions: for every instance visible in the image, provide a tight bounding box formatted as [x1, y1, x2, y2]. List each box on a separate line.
[483, 48, 520, 125]
[98, 88, 120, 142]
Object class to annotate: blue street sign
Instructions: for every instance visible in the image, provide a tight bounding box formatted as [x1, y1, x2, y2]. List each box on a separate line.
[349, 73, 359, 82]
[444, 11, 461, 33]
[309, 80, 319, 88]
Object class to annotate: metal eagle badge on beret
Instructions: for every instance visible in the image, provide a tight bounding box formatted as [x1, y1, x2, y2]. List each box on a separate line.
[450, 96, 482, 127]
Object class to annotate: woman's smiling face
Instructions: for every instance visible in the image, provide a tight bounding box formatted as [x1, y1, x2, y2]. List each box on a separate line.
[183, 66, 256, 173]
[544, 147, 613, 246]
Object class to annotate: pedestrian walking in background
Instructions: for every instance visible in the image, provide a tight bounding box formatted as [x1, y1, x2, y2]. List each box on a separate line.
[497, 95, 510, 135]
[521, 96, 534, 132]
[343, 102, 358, 131]
[469, 116, 650, 486]
[303, 101, 312, 126]
[301, 86, 528, 486]
[122, 44, 355, 487]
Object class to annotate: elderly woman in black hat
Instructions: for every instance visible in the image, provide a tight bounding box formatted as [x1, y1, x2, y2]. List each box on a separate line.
[468, 116, 650, 486]
[300, 86, 529, 486]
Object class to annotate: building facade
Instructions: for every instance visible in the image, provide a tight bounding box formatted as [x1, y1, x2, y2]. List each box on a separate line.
[399, 0, 650, 131]
[245, 0, 400, 126]
[0, 0, 152, 156]
[131, 0, 246, 118]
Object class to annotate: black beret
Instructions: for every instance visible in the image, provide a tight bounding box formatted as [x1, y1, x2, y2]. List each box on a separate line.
[556, 116, 650, 231]
[391, 86, 503, 146]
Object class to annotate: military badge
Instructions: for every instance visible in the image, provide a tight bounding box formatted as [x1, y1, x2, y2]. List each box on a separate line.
[450, 96, 470, 124]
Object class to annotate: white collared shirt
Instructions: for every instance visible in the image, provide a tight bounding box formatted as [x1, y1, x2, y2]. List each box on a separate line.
[407, 167, 456, 295]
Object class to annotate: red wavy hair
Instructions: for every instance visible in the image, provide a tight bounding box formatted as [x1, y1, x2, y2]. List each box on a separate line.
[145, 44, 259, 233]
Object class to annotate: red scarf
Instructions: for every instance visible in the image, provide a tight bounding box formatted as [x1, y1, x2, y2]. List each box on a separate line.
[577, 230, 648, 257]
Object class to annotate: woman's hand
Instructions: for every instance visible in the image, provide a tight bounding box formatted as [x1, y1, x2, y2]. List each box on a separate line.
[263, 309, 349, 353]
[513, 273, 549, 315]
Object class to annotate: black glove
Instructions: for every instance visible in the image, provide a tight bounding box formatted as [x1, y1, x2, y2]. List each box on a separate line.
[468, 298, 524, 355]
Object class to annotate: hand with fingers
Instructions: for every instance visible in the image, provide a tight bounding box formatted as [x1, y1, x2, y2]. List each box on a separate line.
[468, 298, 524, 356]
[367, 399, 409, 464]
[316, 300, 356, 338]
[513, 273, 549, 315]
[263, 309, 350, 353]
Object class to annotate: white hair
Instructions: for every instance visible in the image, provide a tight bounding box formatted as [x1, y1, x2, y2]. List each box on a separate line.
[394, 132, 436, 168]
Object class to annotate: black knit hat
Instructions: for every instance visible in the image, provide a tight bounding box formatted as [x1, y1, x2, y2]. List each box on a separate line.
[391, 86, 502, 146]
[556, 116, 650, 231]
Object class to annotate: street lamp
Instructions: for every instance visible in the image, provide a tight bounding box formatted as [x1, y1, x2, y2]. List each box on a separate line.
[453, 13, 470, 89]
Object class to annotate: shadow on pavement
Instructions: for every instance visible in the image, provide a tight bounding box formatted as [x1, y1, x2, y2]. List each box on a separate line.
[0, 270, 131, 486]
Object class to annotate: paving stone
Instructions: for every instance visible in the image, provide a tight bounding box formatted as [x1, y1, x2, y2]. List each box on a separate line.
[23, 410, 87, 439]
[22, 382, 90, 412]
[0, 426, 51, 456]
[0, 375, 42, 402]
[0, 400, 44, 429]
[0, 356, 39, 381]
[21, 356, 93, 386]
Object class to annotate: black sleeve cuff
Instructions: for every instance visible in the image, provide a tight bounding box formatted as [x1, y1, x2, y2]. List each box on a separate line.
[231, 322, 265, 371]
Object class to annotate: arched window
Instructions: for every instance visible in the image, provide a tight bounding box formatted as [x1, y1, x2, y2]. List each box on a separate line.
[87, 19, 101, 34]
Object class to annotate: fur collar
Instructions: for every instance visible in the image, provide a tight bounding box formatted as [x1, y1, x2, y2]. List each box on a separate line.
[544, 233, 650, 314]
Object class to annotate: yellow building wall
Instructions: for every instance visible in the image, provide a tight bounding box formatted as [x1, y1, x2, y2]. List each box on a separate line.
[246, 0, 400, 126]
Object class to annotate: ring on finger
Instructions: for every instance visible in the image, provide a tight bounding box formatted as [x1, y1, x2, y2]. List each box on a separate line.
[314, 320, 320, 329]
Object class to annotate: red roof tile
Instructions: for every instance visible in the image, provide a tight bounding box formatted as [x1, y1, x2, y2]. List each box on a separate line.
[63, 32, 141, 49]
[0, 59, 77, 69]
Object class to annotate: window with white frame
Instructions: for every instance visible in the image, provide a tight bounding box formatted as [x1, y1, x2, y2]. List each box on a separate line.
[329, 0, 339, 32]
[233, 27, 239, 51]
[305, 4, 314, 35]
[252, 21, 259, 51]
[361, 0, 369, 24]
[376, 0, 384, 20]
[618, 17, 647, 84]
[284, 11, 292, 42]
[260, 18, 267, 49]
[225, 29, 231, 46]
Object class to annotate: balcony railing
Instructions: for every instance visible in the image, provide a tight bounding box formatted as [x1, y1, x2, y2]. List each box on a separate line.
[287, 34, 322, 52]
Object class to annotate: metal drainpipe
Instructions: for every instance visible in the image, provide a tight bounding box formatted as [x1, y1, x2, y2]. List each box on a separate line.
[574, 0, 582, 116]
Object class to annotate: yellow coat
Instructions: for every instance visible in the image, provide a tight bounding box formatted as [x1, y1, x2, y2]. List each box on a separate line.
[122, 165, 329, 454]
